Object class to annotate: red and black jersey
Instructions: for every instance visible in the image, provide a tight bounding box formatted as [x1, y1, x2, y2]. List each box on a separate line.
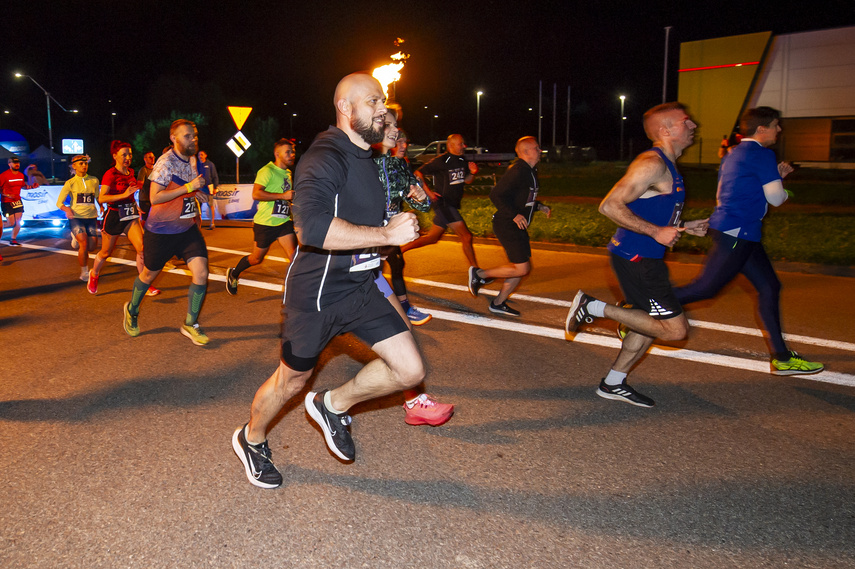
[0, 169, 27, 202]
[101, 167, 138, 208]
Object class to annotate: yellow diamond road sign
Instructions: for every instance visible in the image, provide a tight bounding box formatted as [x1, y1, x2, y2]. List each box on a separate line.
[227, 106, 252, 130]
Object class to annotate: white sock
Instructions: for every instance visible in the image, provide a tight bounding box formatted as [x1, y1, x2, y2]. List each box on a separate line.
[588, 300, 607, 318]
[323, 391, 346, 414]
[604, 370, 627, 386]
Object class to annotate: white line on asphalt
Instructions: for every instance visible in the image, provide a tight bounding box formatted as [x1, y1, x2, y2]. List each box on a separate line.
[428, 308, 855, 388]
[16, 241, 855, 387]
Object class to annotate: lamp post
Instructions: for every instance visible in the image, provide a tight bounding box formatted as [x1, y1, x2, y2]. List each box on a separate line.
[291, 113, 297, 139]
[619, 95, 626, 161]
[476, 91, 483, 147]
[111, 112, 117, 140]
[14, 72, 77, 179]
[431, 114, 438, 140]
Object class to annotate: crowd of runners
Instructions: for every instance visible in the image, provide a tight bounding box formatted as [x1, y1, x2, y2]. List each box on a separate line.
[0, 72, 825, 489]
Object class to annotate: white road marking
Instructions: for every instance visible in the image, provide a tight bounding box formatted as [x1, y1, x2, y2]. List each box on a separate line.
[14, 240, 854, 387]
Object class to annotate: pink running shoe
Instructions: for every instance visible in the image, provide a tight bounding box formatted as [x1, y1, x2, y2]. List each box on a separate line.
[146, 286, 161, 296]
[87, 270, 99, 295]
[403, 394, 454, 426]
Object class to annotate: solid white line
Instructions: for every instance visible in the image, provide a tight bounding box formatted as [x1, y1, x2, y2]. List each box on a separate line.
[427, 308, 855, 388]
[206, 245, 289, 264]
[14, 241, 855, 387]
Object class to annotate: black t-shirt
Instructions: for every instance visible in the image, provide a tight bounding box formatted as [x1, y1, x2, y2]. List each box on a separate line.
[490, 159, 540, 225]
[417, 152, 469, 209]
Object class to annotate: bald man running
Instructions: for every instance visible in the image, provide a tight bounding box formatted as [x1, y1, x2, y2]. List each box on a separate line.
[565, 102, 709, 408]
[401, 133, 481, 269]
[468, 136, 551, 317]
[232, 72, 425, 488]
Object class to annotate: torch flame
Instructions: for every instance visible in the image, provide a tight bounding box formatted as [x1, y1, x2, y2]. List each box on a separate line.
[372, 61, 404, 99]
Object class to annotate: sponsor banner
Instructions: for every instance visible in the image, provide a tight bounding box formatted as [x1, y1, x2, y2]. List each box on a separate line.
[21, 184, 257, 221]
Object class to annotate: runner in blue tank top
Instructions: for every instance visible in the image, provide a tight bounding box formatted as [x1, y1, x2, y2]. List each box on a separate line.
[565, 102, 709, 407]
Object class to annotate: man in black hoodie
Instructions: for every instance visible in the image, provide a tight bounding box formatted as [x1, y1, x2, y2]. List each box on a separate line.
[232, 72, 425, 489]
[468, 136, 550, 317]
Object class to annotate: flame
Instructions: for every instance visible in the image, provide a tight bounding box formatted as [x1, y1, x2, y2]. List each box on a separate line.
[372, 61, 405, 99]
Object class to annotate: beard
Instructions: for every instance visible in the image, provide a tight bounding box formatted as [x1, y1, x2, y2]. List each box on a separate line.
[176, 140, 198, 158]
[352, 114, 384, 145]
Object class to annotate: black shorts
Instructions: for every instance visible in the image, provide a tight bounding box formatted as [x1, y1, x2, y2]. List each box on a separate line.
[102, 208, 138, 236]
[492, 217, 531, 264]
[610, 253, 683, 320]
[432, 200, 465, 229]
[280, 279, 409, 372]
[69, 217, 98, 238]
[143, 224, 208, 272]
[253, 221, 295, 249]
[2, 201, 23, 216]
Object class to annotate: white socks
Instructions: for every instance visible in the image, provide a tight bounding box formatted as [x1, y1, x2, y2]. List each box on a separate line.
[604, 370, 628, 386]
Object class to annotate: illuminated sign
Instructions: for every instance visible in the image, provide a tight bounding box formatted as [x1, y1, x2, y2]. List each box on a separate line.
[62, 139, 84, 154]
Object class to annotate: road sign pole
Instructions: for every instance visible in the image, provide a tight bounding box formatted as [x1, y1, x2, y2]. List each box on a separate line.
[236, 156, 240, 184]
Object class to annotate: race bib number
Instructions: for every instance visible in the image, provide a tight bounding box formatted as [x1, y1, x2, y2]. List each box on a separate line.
[668, 202, 685, 227]
[271, 199, 291, 219]
[180, 196, 198, 219]
[449, 168, 466, 185]
[75, 193, 95, 205]
[349, 251, 381, 273]
[118, 202, 139, 221]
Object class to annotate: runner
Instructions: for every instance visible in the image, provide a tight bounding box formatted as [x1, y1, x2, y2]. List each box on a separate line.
[401, 133, 481, 270]
[374, 107, 453, 426]
[565, 102, 709, 408]
[57, 155, 100, 280]
[0, 157, 29, 251]
[232, 72, 425, 488]
[673, 106, 824, 376]
[468, 136, 551, 317]
[88, 141, 159, 296]
[122, 119, 210, 346]
[226, 139, 297, 295]
[374, 109, 433, 325]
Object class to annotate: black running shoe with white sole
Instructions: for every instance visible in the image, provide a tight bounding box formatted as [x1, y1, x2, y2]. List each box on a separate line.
[232, 424, 283, 489]
[565, 290, 596, 333]
[468, 266, 487, 297]
[305, 390, 355, 461]
[489, 300, 521, 317]
[596, 379, 655, 407]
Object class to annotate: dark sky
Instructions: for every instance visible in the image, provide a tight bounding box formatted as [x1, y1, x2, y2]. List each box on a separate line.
[3, 0, 853, 169]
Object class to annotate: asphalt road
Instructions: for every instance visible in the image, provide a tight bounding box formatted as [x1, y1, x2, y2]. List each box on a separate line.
[1, 223, 854, 569]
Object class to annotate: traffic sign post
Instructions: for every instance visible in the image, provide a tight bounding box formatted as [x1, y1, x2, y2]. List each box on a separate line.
[226, 106, 252, 182]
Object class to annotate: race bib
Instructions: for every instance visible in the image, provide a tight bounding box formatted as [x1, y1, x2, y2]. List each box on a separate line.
[271, 199, 291, 219]
[118, 202, 139, 221]
[349, 251, 381, 272]
[180, 196, 198, 219]
[75, 193, 95, 205]
[449, 168, 466, 184]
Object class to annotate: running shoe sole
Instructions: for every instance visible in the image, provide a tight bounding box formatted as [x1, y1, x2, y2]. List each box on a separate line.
[595, 385, 655, 408]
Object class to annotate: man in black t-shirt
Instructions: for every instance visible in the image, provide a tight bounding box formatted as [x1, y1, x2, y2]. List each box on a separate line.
[468, 136, 550, 317]
[401, 133, 481, 270]
[231, 72, 426, 489]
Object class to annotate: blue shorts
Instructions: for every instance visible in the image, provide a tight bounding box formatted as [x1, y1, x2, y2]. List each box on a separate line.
[69, 217, 98, 238]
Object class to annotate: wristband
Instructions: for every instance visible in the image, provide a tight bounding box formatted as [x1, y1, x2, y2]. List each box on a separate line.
[185, 183, 192, 194]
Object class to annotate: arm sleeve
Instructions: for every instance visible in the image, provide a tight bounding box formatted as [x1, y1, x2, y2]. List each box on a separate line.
[148, 162, 172, 187]
[210, 163, 219, 187]
[763, 179, 788, 207]
[291, 149, 346, 248]
[490, 165, 525, 218]
[253, 166, 271, 188]
[416, 155, 442, 177]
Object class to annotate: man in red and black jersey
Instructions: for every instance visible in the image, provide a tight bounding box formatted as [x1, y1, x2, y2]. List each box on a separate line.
[0, 157, 29, 248]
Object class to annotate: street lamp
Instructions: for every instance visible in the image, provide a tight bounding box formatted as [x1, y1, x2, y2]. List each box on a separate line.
[619, 95, 626, 161]
[476, 91, 483, 147]
[430, 114, 438, 140]
[14, 72, 77, 179]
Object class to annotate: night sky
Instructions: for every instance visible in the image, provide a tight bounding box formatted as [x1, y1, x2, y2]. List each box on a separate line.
[3, 0, 853, 174]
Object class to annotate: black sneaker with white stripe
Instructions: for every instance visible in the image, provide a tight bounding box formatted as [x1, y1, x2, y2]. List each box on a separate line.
[232, 424, 283, 489]
[305, 390, 355, 461]
[565, 290, 596, 333]
[596, 378, 655, 407]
